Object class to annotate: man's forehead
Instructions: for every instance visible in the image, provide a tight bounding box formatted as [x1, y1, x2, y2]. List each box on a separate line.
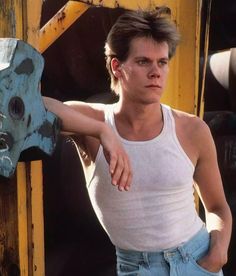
[128, 37, 169, 57]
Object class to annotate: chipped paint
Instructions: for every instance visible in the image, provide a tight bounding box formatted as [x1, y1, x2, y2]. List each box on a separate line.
[56, 9, 66, 23]
[0, 38, 60, 178]
[14, 58, 34, 75]
[0, 132, 13, 151]
[39, 1, 89, 53]
[38, 121, 54, 138]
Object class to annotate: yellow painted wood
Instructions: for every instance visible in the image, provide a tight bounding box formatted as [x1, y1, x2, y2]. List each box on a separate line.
[14, 2, 25, 39]
[30, 161, 45, 276]
[26, 0, 43, 49]
[39, 1, 89, 53]
[199, 0, 212, 119]
[0, 0, 24, 38]
[162, 0, 201, 114]
[79, 0, 176, 10]
[17, 163, 29, 276]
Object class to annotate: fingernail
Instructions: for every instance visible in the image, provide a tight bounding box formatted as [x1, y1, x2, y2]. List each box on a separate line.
[112, 180, 117, 186]
[119, 186, 124, 191]
[125, 186, 129, 191]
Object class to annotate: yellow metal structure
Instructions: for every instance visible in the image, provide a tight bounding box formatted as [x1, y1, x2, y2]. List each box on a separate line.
[0, 0, 201, 274]
[39, 1, 89, 53]
[199, 0, 212, 119]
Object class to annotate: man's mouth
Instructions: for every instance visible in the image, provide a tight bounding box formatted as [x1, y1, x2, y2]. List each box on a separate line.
[145, 84, 162, 88]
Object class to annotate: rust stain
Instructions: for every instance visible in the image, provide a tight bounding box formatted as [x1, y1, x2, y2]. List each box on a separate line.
[56, 8, 66, 23]
[115, 1, 120, 8]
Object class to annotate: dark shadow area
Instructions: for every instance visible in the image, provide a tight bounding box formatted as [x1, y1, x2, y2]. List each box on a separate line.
[200, 2, 236, 275]
[41, 3, 124, 102]
[43, 136, 116, 275]
[203, 112, 236, 276]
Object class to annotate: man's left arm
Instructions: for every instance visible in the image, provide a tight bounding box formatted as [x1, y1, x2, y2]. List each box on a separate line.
[193, 120, 232, 273]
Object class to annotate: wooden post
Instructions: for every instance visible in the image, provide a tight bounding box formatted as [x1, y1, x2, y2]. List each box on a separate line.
[0, 0, 45, 275]
[0, 2, 25, 274]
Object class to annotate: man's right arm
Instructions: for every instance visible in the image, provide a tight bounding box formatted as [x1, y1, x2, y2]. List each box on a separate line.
[43, 97, 105, 135]
[43, 97, 132, 191]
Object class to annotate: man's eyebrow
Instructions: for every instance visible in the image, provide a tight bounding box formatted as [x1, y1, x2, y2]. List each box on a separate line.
[159, 57, 169, 61]
[134, 56, 169, 61]
[134, 56, 153, 62]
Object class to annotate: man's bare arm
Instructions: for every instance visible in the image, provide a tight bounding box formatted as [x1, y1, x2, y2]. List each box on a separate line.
[43, 96, 132, 191]
[193, 119, 232, 273]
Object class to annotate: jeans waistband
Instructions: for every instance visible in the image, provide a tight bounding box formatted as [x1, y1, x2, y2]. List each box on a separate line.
[116, 226, 209, 264]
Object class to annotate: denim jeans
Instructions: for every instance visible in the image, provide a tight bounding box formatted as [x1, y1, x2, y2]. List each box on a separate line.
[116, 227, 224, 276]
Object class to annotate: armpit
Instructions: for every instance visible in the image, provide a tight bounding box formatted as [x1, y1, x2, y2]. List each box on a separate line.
[69, 134, 92, 166]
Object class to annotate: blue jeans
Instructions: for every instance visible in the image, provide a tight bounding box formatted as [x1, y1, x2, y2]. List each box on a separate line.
[116, 227, 224, 275]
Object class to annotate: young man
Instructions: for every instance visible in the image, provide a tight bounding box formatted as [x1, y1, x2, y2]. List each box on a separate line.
[44, 8, 232, 276]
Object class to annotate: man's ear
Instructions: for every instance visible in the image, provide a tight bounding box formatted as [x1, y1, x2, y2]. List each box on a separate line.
[111, 58, 122, 78]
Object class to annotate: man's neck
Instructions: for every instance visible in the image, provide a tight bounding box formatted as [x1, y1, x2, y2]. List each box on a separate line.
[113, 101, 164, 141]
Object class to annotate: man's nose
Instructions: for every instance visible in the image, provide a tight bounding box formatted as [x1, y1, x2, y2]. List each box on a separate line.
[148, 63, 160, 78]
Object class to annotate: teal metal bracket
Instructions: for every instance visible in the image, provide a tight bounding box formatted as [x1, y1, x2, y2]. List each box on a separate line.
[0, 38, 60, 178]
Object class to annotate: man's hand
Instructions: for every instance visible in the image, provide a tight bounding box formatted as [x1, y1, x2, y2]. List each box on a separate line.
[197, 251, 226, 273]
[99, 124, 132, 192]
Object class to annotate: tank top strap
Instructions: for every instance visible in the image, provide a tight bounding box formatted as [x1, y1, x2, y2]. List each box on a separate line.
[161, 104, 175, 134]
[104, 104, 115, 125]
[161, 104, 195, 171]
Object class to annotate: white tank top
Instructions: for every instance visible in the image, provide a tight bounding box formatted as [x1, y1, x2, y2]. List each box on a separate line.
[87, 104, 203, 251]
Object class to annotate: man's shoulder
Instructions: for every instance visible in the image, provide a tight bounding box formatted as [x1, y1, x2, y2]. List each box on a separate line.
[171, 108, 213, 162]
[89, 103, 114, 121]
[64, 101, 114, 121]
[171, 108, 210, 135]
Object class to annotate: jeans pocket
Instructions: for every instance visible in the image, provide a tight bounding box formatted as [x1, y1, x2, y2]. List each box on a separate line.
[189, 257, 223, 275]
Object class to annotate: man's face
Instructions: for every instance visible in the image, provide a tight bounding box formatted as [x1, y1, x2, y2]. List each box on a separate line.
[117, 36, 169, 104]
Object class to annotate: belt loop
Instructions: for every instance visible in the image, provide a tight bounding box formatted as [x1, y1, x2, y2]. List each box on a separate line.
[142, 252, 150, 268]
[178, 246, 189, 263]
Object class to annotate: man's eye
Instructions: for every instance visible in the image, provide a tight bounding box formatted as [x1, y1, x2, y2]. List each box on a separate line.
[159, 60, 168, 66]
[137, 60, 148, 65]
